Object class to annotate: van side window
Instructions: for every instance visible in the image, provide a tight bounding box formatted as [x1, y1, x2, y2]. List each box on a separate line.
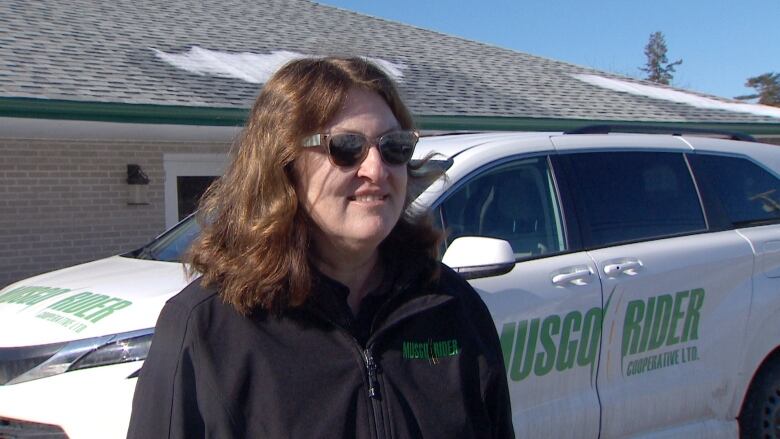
[438, 156, 565, 259]
[566, 151, 705, 247]
[691, 154, 780, 227]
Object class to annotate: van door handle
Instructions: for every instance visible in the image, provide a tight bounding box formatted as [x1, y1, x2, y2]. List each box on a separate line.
[603, 259, 643, 276]
[552, 268, 593, 286]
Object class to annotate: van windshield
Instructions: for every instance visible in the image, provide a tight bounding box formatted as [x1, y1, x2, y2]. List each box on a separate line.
[122, 216, 200, 263]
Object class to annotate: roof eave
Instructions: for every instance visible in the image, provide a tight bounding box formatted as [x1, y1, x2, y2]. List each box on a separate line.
[0, 97, 246, 127]
[2, 97, 780, 135]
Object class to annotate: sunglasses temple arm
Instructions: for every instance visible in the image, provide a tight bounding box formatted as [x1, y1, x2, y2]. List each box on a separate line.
[302, 134, 323, 148]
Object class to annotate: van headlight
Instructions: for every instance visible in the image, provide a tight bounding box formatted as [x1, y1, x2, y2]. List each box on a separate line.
[0, 328, 153, 386]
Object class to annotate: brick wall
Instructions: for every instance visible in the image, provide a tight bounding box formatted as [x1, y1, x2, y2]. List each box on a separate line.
[0, 137, 229, 288]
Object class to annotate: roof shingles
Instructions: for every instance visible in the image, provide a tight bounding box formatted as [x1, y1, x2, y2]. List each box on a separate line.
[1, 0, 778, 124]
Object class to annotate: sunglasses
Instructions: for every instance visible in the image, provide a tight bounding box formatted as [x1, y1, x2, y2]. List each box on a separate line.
[302, 130, 419, 168]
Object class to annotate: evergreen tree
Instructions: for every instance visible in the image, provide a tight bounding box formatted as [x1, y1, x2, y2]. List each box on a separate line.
[639, 32, 683, 85]
[735, 73, 780, 107]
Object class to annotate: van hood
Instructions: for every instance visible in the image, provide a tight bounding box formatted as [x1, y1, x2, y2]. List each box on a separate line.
[0, 256, 191, 347]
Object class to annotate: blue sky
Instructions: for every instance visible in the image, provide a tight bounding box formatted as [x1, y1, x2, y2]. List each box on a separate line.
[317, 0, 779, 101]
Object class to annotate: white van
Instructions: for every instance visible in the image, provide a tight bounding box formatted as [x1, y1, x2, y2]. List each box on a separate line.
[2, 129, 780, 438]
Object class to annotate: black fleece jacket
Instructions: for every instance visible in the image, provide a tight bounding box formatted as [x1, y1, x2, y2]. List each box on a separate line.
[126, 263, 514, 438]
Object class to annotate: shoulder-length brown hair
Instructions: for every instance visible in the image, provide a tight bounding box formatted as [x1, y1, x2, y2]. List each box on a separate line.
[186, 57, 442, 315]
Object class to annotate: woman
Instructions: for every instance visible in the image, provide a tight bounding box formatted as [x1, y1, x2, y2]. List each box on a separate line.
[127, 57, 514, 438]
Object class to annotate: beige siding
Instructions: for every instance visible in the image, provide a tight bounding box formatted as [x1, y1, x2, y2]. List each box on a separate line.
[0, 138, 229, 288]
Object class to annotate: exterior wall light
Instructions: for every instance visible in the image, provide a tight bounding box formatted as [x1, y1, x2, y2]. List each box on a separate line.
[127, 164, 150, 205]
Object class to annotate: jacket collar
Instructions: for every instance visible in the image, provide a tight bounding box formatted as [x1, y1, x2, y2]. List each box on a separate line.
[303, 256, 454, 343]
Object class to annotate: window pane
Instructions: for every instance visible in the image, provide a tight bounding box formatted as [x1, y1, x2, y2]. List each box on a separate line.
[177, 176, 217, 221]
[440, 156, 565, 258]
[693, 154, 780, 226]
[569, 152, 705, 247]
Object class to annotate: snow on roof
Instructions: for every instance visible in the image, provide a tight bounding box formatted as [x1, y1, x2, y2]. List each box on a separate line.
[574, 74, 780, 120]
[151, 47, 406, 84]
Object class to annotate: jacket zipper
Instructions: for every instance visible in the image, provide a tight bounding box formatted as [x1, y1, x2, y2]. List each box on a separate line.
[312, 306, 387, 438]
[363, 347, 380, 399]
[363, 346, 386, 439]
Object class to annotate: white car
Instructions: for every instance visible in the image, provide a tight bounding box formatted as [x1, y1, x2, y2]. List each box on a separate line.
[2, 128, 780, 438]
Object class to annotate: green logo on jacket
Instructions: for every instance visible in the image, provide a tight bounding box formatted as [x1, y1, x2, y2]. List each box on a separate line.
[403, 339, 460, 364]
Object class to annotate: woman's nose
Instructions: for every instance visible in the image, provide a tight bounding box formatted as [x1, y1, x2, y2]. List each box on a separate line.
[356, 145, 387, 181]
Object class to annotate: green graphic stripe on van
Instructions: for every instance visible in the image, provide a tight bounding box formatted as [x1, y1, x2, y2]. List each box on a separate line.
[500, 307, 601, 382]
[0, 285, 73, 308]
[43, 292, 132, 324]
[499, 286, 705, 382]
[0, 285, 134, 332]
[620, 288, 705, 372]
[592, 286, 617, 386]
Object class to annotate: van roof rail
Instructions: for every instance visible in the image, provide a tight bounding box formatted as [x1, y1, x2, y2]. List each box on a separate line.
[564, 124, 757, 142]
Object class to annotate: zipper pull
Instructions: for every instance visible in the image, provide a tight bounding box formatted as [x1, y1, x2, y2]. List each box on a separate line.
[363, 348, 380, 399]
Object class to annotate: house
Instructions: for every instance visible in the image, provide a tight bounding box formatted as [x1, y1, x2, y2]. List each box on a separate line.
[1, 0, 779, 287]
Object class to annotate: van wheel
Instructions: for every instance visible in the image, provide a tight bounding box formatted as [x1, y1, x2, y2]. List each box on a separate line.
[740, 359, 780, 439]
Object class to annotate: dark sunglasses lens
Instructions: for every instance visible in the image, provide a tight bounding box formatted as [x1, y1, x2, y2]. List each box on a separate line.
[328, 134, 366, 167]
[379, 132, 417, 165]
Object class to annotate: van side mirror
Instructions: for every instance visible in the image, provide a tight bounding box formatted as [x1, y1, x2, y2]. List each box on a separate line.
[442, 236, 515, 279]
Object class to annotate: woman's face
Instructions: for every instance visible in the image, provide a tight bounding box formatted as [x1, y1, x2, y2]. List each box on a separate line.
[296, 88, 408, 256]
